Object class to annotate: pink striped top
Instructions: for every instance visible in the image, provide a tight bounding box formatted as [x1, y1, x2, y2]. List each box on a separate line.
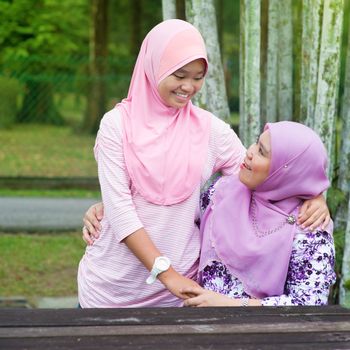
[78, 108, 246, 307]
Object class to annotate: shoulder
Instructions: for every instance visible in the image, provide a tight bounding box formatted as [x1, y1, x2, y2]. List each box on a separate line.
[209, 114, 233, 136]
[98, 108, 123, 138]
[207, 114, 243, 156]
[100, 108, 122, 129]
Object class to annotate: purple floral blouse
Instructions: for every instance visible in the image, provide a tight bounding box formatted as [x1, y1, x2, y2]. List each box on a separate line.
[199, 179, 336, 306]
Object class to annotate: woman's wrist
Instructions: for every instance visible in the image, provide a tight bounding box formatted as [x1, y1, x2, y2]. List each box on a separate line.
[157, 266, 178, 284]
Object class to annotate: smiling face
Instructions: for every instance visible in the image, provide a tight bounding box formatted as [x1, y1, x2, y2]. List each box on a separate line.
[157, 59, 206, 108]
[239, 130, 272, 190]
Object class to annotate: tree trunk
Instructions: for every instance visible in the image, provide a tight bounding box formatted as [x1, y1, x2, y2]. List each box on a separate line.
[292, 0, 303, 122]
[239, 0, 261, 146]
[130, 0, 142, 56]
[300, 0, 322, 127]
[162, 0, 176, 19]
[266, 0, 293, 123]
[266, 0, 279, 122]
[260, 0, 268, 126]
[313, 0, 343, 179]
[340, 197, 350, 307]
[185, 0, 230, 122]
[277, 0, 293, 121]
[84, 0, 109, 134]
[176, 0, 186, 20]
[338, 12, 350, 307]
[216, 0, 224, 58]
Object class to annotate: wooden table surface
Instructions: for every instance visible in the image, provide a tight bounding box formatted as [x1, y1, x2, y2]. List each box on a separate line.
[1, 306, 350, 349]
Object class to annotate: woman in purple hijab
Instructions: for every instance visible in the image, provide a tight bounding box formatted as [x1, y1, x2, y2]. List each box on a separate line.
[183, 121, 336, 307]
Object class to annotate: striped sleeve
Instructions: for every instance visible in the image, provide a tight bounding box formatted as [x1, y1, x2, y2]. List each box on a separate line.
[211, 117, 246, 176]
[94, 110, 143, 242]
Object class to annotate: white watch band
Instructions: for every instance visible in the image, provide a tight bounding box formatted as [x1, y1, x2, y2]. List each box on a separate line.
[146, 256, 171, 285]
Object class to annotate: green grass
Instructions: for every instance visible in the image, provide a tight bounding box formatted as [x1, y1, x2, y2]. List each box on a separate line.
[0, 124, 97, 177]
[0, 232, 85, 297]
[0, 188, 101, 198]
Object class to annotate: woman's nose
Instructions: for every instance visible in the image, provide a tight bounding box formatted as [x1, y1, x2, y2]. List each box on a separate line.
[180, 80, 192, 92]
[246, 146, 254, 159]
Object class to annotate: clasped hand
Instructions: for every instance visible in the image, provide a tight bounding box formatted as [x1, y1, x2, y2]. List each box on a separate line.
[158, 268, 201, 300]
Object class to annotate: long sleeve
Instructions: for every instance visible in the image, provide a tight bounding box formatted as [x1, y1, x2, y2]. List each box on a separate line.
[210, 117, 246, 176]
[94, 110, 143, 242]
[261, 228, 336, 306]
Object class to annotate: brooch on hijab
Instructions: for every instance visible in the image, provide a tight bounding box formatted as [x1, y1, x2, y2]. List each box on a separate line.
[286, 215, 296, 225]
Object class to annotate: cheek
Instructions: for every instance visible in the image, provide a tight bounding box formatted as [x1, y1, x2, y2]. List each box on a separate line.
[158, 78, 176, 95]
[255, 162, 270, 181]
[195, 80, 204, 91]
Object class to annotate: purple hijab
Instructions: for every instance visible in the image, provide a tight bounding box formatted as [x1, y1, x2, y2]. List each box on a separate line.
[199, 121, 330, 298]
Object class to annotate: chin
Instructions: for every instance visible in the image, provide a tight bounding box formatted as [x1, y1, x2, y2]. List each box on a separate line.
[239, 175, 254, 190]
[238, 172, 246, 184]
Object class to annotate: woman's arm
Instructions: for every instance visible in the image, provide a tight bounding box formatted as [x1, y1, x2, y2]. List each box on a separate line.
[123, 228, 200, 299]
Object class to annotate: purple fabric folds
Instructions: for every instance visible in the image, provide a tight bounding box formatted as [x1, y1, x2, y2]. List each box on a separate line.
[199, 121, 329, 298]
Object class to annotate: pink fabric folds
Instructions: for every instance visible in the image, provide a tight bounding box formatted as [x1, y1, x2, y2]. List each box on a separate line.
[117, 19, 211, 205]
[199, 121, 330, 298]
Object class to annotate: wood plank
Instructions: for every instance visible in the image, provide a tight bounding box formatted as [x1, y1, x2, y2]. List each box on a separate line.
[1, 332, 350, 350]
[1, 321, 350, 338]
[1, 306, 349, 327]
[1, 307, 349, 349]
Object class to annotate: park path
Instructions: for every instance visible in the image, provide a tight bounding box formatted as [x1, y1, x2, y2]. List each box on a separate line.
[0, 197, 100, 232]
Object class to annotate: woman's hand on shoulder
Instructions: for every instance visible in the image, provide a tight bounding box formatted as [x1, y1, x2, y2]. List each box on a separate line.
[298, 194, 330, 231]
[82, 202, 104, 245]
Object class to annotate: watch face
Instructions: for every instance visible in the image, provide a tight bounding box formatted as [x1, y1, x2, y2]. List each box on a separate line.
[156, 257, 170, 270]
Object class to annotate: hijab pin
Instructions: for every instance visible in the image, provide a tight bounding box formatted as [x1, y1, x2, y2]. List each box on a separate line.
[286, 215, 296, 225]
[284, 164, 288, 168]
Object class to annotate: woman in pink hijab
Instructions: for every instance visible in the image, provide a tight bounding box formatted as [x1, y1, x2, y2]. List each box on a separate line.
[78, 20, 330, 308]
[183, 122, 336, 307]
[78, 19, 246, 307]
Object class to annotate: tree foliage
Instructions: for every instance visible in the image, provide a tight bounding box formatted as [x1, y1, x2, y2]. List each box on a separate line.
[0, 0, 89, 58]
[0, 0, 89, 124]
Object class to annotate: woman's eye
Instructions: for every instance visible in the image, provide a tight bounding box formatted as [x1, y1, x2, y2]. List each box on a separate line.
[194, 76, 204, 81]
[173, 74, 184, 79]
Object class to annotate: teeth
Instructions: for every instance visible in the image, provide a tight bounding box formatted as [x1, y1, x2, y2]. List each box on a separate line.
[175, 92, 188, 98]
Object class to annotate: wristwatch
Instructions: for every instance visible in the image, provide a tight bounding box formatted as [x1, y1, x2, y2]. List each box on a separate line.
[146, 256, 171, 284]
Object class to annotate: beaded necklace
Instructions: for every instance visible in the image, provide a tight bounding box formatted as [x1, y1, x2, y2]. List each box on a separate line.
[250, 194, 297, 237]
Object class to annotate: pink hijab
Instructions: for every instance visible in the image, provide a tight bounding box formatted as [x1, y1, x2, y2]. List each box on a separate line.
[199, 121, 330, 298]
[117, 19, 211, 205]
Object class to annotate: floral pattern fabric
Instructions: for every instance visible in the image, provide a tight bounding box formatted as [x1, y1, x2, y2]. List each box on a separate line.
[199, 180, 336, 306]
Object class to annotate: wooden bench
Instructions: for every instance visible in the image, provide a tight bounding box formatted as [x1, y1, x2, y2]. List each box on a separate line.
[1, 306, 350, 349]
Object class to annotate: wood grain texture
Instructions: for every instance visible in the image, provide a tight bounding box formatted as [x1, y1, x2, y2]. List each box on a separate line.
[1, 306, 349, 349]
